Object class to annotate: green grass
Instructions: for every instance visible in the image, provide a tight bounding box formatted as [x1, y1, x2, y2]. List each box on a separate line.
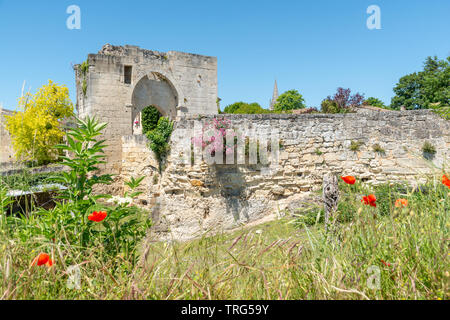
[0, 171, 65, 191]
[422, 141, 437, 156]
[349, 140, 364, 152]
[0, 178, 448, 300]
[372, 143, 386, 155]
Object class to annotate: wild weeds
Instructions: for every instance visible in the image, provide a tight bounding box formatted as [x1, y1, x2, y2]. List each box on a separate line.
[0, 125, 448, 299]
[1, 174, 447, 299]
[0, 117, 151, 299]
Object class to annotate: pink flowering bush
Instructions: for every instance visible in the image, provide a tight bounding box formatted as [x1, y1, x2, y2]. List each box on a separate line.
[192, 118, 237, 158]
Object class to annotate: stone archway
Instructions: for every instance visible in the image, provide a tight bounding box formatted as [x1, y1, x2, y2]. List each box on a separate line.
[131, 72, 178, 134]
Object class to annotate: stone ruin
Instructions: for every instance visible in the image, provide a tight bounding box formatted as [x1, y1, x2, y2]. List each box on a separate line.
[72, 44, 450, 240]
[74, 44, 218, 173]
[0, 107, 14, 165]
[0, 44, 447, 240]
[122, 112, 449, 240]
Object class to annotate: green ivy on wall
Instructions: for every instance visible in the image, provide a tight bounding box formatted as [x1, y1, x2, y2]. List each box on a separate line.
[141, 105, 161, 134]
[146, 117, 173, 172]
[79, 59, 89, 97]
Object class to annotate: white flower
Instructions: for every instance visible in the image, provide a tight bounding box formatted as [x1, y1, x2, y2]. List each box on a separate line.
[107, 195, 133, 205]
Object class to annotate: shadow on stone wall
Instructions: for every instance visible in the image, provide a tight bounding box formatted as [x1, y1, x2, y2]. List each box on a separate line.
[210, 164, 248, 223]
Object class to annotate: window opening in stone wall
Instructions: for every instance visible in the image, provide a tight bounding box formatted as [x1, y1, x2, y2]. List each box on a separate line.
[124, 66, 132, 84]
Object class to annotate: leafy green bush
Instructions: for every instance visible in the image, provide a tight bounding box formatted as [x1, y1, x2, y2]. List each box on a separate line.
[80, 60, 89, 75]
[364, 97, 387, 109]
[146, 117, 174, 164]
[233, 103, 269, 114]
[430, 104, 450, 120]
[349, 140, 363, 151]
[321, 99, 340, 113]
[80, 60, 89, 97]
[223, 102, 244, 114]
[53, 117, 113, 203]
[372, 143, 386, 154]
[141, 105, 161, 134]
[101, 176, 151, 259]
[223, 102, 268, 114]
[4, 117, 151, 263]
[82, 79, 87, 96]
[422, 141, 436, 156]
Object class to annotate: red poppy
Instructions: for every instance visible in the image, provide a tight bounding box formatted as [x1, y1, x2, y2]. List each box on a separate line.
[31, 253, 53, 267]
[341, 176, 356, 185]
[88, 211, 107, 222]
[442, 175, 450, 189]
[395, 198, 408, 208]
[46, 258, 53, 267]
[380, 259, 391, 267]
[362, 194, 377, 207]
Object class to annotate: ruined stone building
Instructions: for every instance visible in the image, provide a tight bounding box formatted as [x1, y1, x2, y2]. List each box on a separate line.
[75, 44, 218, 172]
[0, 107, 14, 164]
[74, 45, 450, 240]
[123, 111, 449, 240]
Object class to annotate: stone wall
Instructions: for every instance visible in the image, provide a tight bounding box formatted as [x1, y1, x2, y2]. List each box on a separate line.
[75, 44, 218, 173]
[0, 108, 14, 164]
[121, 110, 449, 241]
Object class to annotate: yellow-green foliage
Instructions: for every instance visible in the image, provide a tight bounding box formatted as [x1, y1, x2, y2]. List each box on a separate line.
[5, 80, 74, 164]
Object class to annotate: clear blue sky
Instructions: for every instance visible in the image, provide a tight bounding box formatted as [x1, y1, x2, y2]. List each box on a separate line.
[0, 0, 449, 111]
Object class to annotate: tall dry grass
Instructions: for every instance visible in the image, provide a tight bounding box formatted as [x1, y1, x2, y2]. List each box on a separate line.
[0, 177, 448, 300]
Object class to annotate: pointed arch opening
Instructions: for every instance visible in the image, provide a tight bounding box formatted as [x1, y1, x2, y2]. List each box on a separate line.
[131, 72, 178, 134]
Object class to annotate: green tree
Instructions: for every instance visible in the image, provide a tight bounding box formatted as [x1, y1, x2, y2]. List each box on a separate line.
[273, 90, 306, 112]
[223, 102, 247, 114]
[421, 56, 450, 107]
[223, 102, 268, 114]
[5, 80, 74, 164]
[235, 103, 268, 114]
[391, 56, 450, 110]
[364, 97, 387, 109]
[390, 72, 424, 109]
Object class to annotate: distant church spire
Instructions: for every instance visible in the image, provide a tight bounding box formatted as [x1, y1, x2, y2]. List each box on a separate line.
[269, 80, 279, 110]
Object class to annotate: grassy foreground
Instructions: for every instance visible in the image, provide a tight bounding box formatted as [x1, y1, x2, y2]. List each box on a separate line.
[0, 178, 448, 300]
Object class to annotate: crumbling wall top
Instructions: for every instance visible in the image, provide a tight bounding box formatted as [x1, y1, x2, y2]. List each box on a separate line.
[94, 44, 216, 63]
